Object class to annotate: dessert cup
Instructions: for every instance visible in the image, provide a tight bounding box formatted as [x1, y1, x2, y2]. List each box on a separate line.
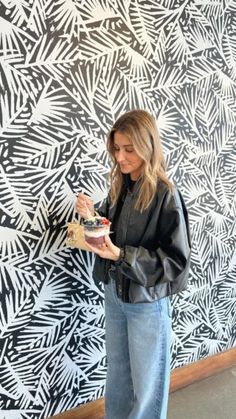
[82, 217, 110, 245]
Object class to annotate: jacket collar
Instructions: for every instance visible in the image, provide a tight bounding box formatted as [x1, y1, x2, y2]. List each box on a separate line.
[123, 174, 141, 196]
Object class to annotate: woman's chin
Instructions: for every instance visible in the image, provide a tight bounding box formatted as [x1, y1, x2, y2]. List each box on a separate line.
[120, 167, 131, 174]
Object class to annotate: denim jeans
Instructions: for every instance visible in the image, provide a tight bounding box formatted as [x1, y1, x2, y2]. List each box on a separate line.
[104, 279, 172, 419]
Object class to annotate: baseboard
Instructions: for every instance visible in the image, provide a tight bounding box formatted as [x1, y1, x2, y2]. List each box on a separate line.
[49, 398, 105, 419]
[169, 346, 236, 392]
[50, 346, 236, 419]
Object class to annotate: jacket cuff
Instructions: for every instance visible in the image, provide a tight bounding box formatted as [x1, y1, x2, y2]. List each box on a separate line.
[115, 247, 125, 265]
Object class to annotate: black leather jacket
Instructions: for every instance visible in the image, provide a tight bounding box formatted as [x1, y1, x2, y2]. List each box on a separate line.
[93, 179, 191, 303]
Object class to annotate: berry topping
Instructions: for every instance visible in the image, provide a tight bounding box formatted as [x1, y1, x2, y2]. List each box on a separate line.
[82, 216, 110, 227]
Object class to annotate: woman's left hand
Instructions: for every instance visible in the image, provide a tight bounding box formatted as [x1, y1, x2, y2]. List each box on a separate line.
[86, 235, 121, 261]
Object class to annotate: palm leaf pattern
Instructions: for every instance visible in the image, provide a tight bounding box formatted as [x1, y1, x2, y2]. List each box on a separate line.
[0, 0, 235, 417]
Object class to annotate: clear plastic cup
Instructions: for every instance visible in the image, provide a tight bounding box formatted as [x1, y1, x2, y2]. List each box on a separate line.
[82, 217, 110, 245]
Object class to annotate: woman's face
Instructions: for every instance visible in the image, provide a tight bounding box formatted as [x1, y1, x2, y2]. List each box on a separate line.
[113, 131, 144, 180]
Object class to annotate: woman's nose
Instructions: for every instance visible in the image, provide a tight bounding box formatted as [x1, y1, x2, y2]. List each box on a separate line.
[116, 150, 125, 162]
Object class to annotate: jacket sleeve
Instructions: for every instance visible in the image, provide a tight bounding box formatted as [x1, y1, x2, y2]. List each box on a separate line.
[114, 189, 191, 288]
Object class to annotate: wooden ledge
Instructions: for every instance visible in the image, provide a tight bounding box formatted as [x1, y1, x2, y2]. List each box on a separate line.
[49, 399, 105, 419]
[170, 346, 236, 392]
[50, 347, 236, 419]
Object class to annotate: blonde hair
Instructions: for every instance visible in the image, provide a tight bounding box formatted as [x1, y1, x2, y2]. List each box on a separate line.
[107, 109, 172, 212]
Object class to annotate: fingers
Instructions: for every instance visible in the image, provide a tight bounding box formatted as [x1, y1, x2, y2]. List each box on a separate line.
[78, 193, 93, 207]
[75, 199, 88, 218]
[75, 193, 94, 218]
[103, 235, 121, 261]
[84, 242, 100, 253]
[85, 238, 120, 261]
[85, 242, 106, 257]
[104, 234, 112, 246]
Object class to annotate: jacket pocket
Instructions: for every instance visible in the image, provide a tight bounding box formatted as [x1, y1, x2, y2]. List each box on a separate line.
[128, 280, 171, 304]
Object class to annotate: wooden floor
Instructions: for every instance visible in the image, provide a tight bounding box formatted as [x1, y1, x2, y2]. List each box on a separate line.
[49, 347, 236, 419]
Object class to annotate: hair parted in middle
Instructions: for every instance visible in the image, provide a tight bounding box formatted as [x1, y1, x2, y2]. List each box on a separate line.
[107, 109, 172, 212]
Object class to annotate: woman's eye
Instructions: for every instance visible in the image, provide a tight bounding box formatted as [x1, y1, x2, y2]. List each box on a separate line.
[113, 147, 133, 153]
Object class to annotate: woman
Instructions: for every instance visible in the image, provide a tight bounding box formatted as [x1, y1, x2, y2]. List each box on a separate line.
[76, 109, 191, 419]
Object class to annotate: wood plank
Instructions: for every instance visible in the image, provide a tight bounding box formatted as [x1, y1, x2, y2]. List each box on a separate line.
[49, 347, 236, 419]
[170, 346, 236, 393]
[49, 399, 105, 419]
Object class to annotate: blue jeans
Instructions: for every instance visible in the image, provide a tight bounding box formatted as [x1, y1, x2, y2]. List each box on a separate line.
[104, 279, 172, 419]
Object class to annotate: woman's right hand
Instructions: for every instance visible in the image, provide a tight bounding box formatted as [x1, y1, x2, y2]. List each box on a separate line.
[75, 193, 94, 219]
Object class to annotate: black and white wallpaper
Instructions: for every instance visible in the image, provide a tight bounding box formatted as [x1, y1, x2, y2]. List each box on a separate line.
[0, 0, 236, 417]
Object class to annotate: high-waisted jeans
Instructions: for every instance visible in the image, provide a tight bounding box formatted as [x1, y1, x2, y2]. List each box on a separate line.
[104, 279, 172, 419]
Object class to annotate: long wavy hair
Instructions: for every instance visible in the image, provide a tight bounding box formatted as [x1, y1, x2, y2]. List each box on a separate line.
[107, 109, 172, 212]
